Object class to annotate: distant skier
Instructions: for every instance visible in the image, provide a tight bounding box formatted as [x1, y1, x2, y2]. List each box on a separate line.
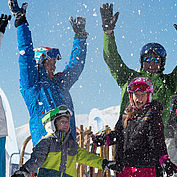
[11, 105, 119, 177]
[0, 13, 11, 177]
[8, 0, 88, 146]
[100, 3, 177, 135]
[93, 77, 177, 177]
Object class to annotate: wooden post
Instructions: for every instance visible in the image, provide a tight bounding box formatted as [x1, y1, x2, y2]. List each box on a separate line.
[106, 126, 111, 177]
[112, 144, 117, 177]
[79, 125, 84, 177]
[83, 126, 92, 176]
[111, 128, 117, 177]
[85, 126, 91, 151]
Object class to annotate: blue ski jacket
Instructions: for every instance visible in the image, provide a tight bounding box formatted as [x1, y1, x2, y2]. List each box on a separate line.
[17, 23, 87, 146]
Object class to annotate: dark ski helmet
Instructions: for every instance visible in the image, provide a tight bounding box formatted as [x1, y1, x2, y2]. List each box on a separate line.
[140, 43, 167, 72]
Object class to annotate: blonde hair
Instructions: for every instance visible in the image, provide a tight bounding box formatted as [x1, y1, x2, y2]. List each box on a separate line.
[124, 94, 136, 128]
[124, 92, 149, 128]
[124, 104, 138, 128]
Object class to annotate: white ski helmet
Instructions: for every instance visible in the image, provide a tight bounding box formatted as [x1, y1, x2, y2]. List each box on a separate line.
[34, 46, 61, 66]
[42, 105, 72, 134]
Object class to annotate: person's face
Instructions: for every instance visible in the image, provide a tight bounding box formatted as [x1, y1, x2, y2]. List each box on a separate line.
[132, 91, 148, 108]
[43, 59, 56, 80]
[55, 116, 70, 133]
[142, 54, 161, 74]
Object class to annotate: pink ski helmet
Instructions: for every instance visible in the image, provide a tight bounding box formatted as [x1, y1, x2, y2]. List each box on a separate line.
[127, 77, 153, 103]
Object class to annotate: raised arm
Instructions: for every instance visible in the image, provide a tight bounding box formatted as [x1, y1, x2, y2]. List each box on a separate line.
[8, 0, 37, 89]
[100, 3, 137, 87]
[57, 16, 88, 89]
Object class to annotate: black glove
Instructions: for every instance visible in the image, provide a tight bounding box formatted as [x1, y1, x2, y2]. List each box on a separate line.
[162, 159, 177, 177]
[11, 166, 29, 177]
[91, 134, 106, 147]
[174, 24, 177, 30]
[0, 14, 11, 34]
[100, 3, 119, 31]
[102, 159, 124, 173]
[69, 16, 88, 38]
[8, 0, 28, 27]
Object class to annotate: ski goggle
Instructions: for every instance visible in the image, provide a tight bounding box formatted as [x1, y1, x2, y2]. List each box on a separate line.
[128, 83, 150, 93]
[143, 56, 160, 63]
[46, 48, 61, 60]
[42, 105, 72, 125]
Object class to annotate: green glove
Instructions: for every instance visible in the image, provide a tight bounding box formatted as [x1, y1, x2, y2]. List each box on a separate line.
[8, 0, 28, 27]
[100, 3, 119, 31]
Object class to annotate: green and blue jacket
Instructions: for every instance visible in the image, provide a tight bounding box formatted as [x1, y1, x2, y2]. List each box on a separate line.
[24, 131, 103, 177]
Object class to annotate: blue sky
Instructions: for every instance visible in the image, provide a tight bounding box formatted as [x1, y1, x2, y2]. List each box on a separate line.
[0, 0, 176, 128]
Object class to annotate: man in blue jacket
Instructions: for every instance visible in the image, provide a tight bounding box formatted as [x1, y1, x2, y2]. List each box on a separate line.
[8, 0, 88, 146]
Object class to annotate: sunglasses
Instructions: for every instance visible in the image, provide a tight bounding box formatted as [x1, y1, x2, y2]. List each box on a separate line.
[46, 48, 61, 60]
[128, 83, 150, 93]
[143, 56, 160, 63]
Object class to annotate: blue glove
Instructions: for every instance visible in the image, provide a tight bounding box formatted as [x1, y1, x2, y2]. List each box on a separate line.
[8, 0, 28, 27]
[69, 16, 88, 38]
[162, 159, 177, 177]
[0, 14, 11, 34]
